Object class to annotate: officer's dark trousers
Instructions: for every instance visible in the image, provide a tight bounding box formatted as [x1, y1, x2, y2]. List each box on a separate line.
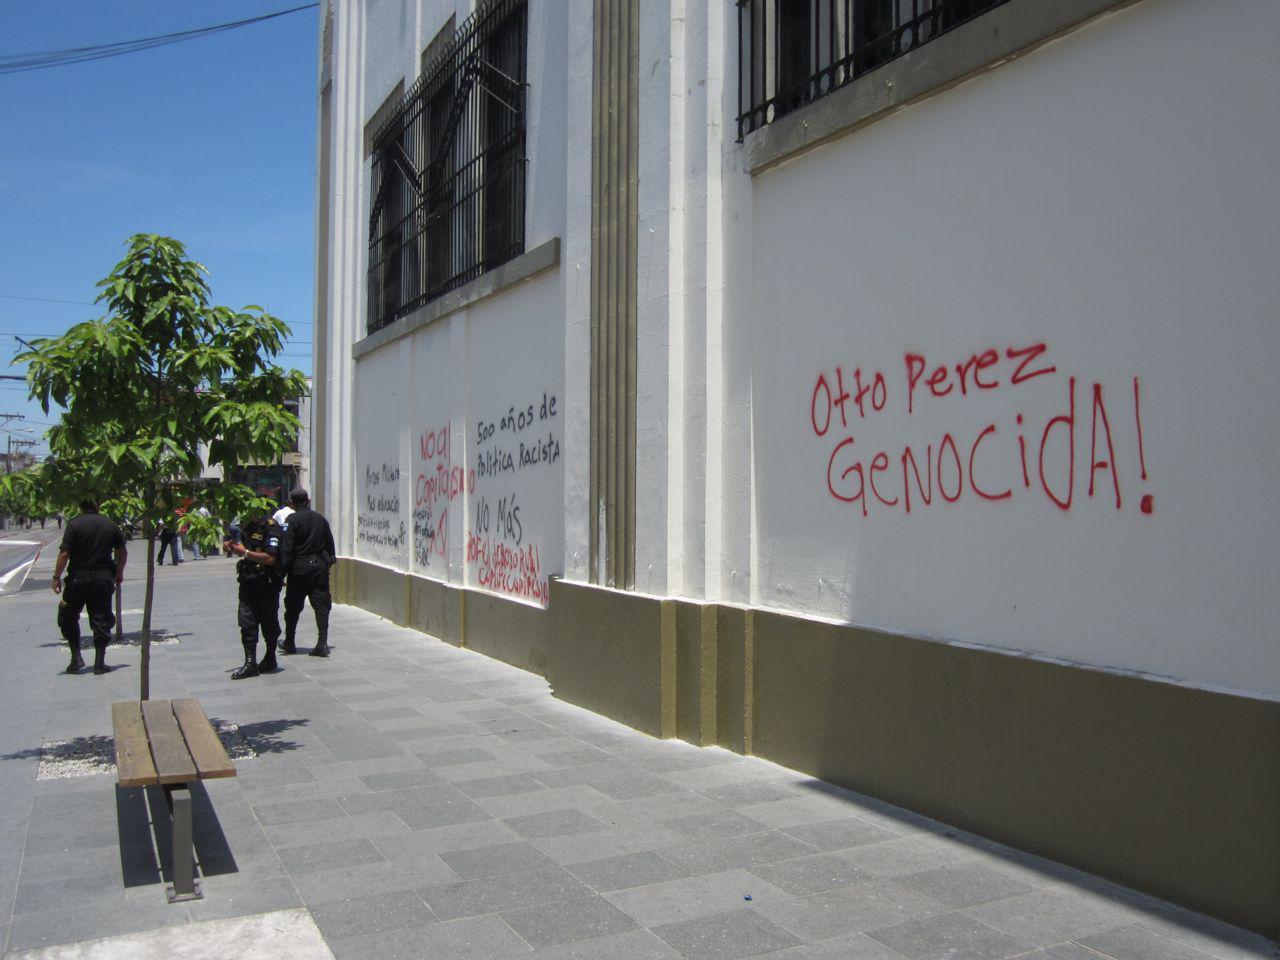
[284, 564, 331, 645]
[238, 579, 282, 647]
[58, 576, 115, 662]
[156, 535, 178, 565]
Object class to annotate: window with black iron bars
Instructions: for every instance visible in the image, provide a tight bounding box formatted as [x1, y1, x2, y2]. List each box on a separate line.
[737, 0, 1008, 141]
[367, 0, 528, 334]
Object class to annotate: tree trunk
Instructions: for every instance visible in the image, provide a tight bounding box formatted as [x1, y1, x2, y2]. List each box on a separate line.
[141, 524, 156, 701]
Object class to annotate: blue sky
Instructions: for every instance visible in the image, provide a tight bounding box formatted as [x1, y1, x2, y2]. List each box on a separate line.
[0, 2, 319, 456]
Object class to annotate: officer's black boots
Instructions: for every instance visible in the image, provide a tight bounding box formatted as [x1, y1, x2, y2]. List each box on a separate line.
[281, 632, 297, 655]
[93, 639, 109, 675]
[309, 636, 330, 658]
[258, 639, 279, 673]
[65, 639, 85, 674]
[231, 644, 260, 680]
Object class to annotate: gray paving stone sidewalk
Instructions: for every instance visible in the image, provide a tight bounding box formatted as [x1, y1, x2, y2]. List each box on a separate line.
[0, 550, 1275, 959]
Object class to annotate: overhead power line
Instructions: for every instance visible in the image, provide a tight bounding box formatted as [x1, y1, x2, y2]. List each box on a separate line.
[0, 293, 96, 307]
[0, 3, 319, 76]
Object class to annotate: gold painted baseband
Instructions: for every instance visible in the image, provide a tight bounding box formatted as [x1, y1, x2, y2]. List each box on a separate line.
[332, 557, 1280, 936]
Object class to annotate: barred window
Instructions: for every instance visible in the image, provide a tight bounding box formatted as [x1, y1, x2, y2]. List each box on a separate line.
[367, 0, 528, 334]
[737, 0, 1007, 140]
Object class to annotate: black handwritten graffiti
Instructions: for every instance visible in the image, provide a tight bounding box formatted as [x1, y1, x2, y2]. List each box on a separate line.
[476, 393, 559, 446]
[519, 434, 560, 468]
[496, 493, 522, 545]
[413, 506, 446, 567]
[360, 461, 406, 551]
[477, 446, 517, 477]
[357, 514, 406, 548]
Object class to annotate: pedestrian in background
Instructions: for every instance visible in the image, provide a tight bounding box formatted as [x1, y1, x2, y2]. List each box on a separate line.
[192, 505, 212, 559]
[52, 498, 127, 675]
[280, 488, 335, 657]
[224, 509, 285, 679]
[272, 498, 295, 531]
[156, 520, 181, 565]
[174, 504, 191, 561]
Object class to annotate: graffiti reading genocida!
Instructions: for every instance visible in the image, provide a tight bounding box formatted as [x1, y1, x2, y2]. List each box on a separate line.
[467, 392, 560, 605]
[357, 462, 407, 548]
[809, 342, 1155, 517]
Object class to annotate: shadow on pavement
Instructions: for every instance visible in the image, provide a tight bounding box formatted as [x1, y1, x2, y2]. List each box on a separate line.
[39, 631, 193, 649]
[117, 782, 239, 887]
[12, 577, 54, 595]
[0, 733, 116, 771]
[211, 716, 310, 758]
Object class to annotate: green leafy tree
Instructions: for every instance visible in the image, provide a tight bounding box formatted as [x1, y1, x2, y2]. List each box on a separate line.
[0, 467, 44, 526]
[0, 235, 308, 699]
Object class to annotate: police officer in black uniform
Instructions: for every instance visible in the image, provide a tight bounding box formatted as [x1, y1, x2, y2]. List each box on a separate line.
[52, 498, 127, 675]
[223, 509, 285, 679]
[279, 488, 335, 657]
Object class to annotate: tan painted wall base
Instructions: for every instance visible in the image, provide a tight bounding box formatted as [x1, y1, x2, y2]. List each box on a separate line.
[331, 557, 1280, 936]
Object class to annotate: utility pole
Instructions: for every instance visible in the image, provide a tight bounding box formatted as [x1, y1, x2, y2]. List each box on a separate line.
[6, 436, 36, 474]
[2, 414, 27, 474]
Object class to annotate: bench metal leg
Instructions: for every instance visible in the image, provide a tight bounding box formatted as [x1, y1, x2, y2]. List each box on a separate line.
[164, 785, 202, 902]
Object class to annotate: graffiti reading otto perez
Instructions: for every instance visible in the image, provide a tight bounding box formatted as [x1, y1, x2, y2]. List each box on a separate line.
[809, 342, 1155, 517]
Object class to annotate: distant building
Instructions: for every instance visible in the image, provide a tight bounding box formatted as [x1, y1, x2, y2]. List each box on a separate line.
[0, 450, 37, 474]
[313, 0, 1280, 934]
[199, 383, 312, 504]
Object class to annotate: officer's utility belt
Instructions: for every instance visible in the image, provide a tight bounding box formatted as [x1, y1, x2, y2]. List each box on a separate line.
[237, 559, 281, 585]
[293, 554, 328, 572]
[69, 566, 115, 583]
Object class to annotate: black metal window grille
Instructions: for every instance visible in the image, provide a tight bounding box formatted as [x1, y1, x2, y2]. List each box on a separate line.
[737, 0, 1008, 140]
[367, 0, 528, 334]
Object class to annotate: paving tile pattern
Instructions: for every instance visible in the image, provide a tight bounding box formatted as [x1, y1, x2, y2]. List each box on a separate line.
[0, 552, 1276, 959]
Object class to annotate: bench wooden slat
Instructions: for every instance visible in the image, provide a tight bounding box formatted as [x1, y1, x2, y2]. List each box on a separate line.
[111, 701, 158, 787]
[171, 698, 236, 780]
[140, 700, 197, 785]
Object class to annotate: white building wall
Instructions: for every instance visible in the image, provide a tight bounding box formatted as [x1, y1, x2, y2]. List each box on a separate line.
[324, 0, 367, 559]
[464, 279, 565, 604]
[326, 0, 1279, 695]
[337, 0, 568, 606]
[354, 341, 410, 567]
[561, 0, 595, 585]
[743, 0, 1280, 697]
[297, 384, 312, 491]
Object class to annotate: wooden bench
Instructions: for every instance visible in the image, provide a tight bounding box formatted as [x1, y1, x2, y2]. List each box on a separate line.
[111, 698, 236, 902]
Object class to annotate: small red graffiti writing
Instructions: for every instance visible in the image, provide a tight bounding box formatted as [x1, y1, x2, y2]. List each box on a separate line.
[416, 423, 475, 510]
[1133, 377, 1148, 481]
[419, 423, 449, 460]
[415, 463, 474, 507]
[1038, 377, 1076, 511]
[1088, 383, 1121, 509]
[904, 341, 1056, 414]
[466, 534, 547, 605]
